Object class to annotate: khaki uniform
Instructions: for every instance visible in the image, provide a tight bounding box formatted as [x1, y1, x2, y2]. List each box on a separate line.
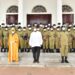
[42, 30, 48, 52]
[55, 30, 61, 49]
[26, 28, 32, 52]
[2, 27, 4, 49]
[40, 27, 43, 35]
[68, 30, 73, 51]
[22, 29, 28, 49]
[0, 27, 2, 49]
[17, 29, 24, 49]
[72, 29, 75, 49]
[32, 25, 35, 31]
[53, 28, 57, 49]
[3, 28, 8, 50]
[49, 30, 55, 50]
[60, 31, 69, 56]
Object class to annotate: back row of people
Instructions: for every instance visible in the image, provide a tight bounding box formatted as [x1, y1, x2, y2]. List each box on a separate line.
[0, 23, 75, 53]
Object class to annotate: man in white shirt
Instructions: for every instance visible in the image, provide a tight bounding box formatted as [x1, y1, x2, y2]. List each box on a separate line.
[29, 27, 43, 63]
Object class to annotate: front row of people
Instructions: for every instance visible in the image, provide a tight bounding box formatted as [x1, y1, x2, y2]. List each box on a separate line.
[7, 26, 69, 64]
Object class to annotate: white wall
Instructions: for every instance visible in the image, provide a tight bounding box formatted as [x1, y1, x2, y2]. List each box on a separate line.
[0, 0, 18, 25]
[23, 0, 57, 27]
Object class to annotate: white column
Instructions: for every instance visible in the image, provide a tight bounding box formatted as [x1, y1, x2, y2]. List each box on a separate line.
[57, 0, 62, 26]
[18, 0, 24, 27]
[74, 13, 75, 25]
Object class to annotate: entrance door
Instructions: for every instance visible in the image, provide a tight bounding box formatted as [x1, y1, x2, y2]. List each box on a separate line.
[62, 14, 74, 24]
[27, 14, 52, 25]
[6, 14, 18, 24]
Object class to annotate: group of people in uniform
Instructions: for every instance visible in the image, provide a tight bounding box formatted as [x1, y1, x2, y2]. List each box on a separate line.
[0, 22, 75, 63]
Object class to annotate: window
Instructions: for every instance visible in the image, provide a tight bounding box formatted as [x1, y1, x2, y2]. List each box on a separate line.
[7, 5, 18, 13]
[6, 5, 18, 24]
[62, 5, 74, 24]
[32, 5, 47, 12]
[62, 5, 73, 12]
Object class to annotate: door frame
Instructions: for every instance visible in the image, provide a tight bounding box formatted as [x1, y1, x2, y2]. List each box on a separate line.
[62, 12, 74, 25]
[27, 13, 52, 25]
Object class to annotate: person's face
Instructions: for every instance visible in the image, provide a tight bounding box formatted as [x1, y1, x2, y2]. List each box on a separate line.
[29, 28, 32, 30]
[47, 27, 50, 30]
[51, 28, 53, 31]
[34, 24, 37, 27]
[44, 29, 46, 31]
[37, 28, 40, 31]
[57, 28, 60, 31]
[45, 25, 47, 28]
[18, 29, 21, 31]
[11, 28, 15, 34]
[68, 29, 71, 32]
[28, 25, 30, 27]
[5, 28, 8, 31]
[69, 25, 72, 27]
[34, 28, 37, 32]
[53, 26, 56, 28]
[23, 28, 26, 31]
[40, 24, 43, 27]
[48, 24, 50, 26]
[73, 27, 75, 30]
[62, 27, 66, 31]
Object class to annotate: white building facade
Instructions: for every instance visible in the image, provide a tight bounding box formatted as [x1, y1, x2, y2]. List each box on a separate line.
[0, 0, 75, 27]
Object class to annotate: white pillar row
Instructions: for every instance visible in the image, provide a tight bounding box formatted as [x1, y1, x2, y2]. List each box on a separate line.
[57, 0, 62, 26]
[18, 0, 24, 27]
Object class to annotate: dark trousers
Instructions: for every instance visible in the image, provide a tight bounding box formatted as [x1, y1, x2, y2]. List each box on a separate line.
[32, 46, 40, 62]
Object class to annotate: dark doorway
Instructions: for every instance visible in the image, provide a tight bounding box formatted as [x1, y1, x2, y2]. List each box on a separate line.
[27, 14, 52, 25]
[6, 14, 18, 24]
[62, 14, 74, 24]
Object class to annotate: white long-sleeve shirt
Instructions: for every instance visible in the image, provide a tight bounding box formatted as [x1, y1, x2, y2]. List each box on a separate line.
[29, 31, 43, 47]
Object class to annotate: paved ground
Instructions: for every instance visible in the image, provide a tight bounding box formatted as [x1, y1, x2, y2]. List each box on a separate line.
[0, 52, 75, 67]
[0, 67, 75, 75]
[0, 52, 75, 75]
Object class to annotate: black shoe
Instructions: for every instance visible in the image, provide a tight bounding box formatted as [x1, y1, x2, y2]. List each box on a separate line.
[33, 60, 36, 63]
[24, 48, 26, 52]
[65, 56, 69, 63]
[26, 49, 29, 52]
[65, 60, 69, 63]
[46, 49, 49, 53]
[27, 48, 30, 52]
[61, 56, 65, 63]
[48, 49, 51, 52]
[1, 48, 3, 52]
[43, 49, 46, 53]
[61, 60, 64, 63]
[56, 49, 60, 53]
[36, 60, 40, 63]
[51, 49, 54, 53]
[70, 49, 74, 52]
[5, 48, 8, 52]
[21, 48, 24, 52]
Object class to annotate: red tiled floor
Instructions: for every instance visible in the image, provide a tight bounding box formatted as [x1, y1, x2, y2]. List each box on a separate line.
[0, 67, 75, 75]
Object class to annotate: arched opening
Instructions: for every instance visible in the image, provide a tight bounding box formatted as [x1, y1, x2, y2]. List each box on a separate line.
[32, 5, 47, 12]
[6, 5, 18, 25]
[62, 5, 74, 25]
[62, 5, 73, 12]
